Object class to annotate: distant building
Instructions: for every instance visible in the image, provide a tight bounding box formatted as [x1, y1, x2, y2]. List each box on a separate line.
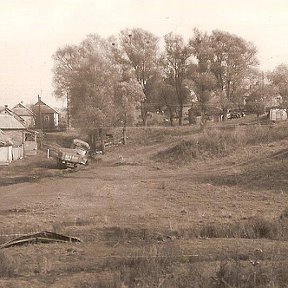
[0, 113, 38, 158]
[0, 105, 26, 126]
[31, 96, 59, 131]
[12, 102, 35, 128]
[269, 108, 287, 121]
[0, 113, 26, 145]
[0, 114, 25, 161]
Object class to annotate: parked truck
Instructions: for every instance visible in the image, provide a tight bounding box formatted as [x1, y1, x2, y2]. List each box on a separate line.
[57, 139, 90, 169]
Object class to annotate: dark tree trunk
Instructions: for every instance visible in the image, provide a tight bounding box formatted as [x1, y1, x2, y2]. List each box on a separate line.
[222, 108, 228, 121]
[200, 111, 206, 131]
[141, 103, 148, 126]
[178, 105, 183, 126]
[169, 107, 174, 126]
[122, 113, 127, 145]
[99, 128, 105, 154]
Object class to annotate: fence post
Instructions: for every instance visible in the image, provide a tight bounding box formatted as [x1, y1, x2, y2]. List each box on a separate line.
[99, 128, 105, 154]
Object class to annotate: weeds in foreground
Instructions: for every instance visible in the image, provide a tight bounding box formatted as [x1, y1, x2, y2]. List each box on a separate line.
[214, 260, 269, 288]
[75, 255, 288, 288]
[101, 209, 288, 244]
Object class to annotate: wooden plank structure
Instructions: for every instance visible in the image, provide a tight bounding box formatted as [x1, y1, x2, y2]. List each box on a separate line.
[88, 127, 124, 154]
[0, 231, 81, 249]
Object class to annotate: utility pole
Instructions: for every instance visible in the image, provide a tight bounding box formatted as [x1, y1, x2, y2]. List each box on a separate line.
[66, 91, 70, 131]
[38, 94, 43, 130]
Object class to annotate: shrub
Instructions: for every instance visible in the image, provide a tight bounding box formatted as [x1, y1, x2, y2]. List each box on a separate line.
[214, 260, 269, 288]
[247, 217, 277, 239]
[198, 216, 284, 240]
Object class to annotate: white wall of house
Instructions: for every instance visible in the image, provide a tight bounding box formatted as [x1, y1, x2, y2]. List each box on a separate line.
[54, 113, 59, 127]
[270, 109, 287, 121]
[0, 146, 12, 165]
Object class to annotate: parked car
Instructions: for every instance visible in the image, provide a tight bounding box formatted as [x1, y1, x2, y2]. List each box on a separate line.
[227, 111, 245, 119]
[57, 139, 90, 169]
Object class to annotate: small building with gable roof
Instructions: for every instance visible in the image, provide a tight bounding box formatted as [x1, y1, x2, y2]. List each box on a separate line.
[0, 113, 38, 158]
[12, 102, 35, 128]
[31, 96, 59, 131]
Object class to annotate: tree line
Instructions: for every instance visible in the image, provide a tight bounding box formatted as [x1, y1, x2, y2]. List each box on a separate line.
[52, 28, 288, 130]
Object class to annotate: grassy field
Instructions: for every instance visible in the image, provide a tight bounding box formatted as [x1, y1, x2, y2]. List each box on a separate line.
[0, 121, 288, 287]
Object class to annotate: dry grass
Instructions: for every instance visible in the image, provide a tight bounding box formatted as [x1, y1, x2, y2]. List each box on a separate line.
[1, 123, 288, 287]
[0, 252, 15, 278]
[154, 125, 288, 164]
[199, 214, 288, 240]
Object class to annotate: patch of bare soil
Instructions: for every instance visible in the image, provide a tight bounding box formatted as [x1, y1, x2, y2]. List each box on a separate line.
[0, 128, 288, 287]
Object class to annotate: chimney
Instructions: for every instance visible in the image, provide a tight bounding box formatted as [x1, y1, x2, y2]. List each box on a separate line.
[38, 95, 41, 101]
[4, 105, 8, 108]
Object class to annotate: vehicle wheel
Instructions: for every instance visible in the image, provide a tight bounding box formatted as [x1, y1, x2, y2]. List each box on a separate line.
[74, 163, 80, 171]
[57, 160, 62, 169]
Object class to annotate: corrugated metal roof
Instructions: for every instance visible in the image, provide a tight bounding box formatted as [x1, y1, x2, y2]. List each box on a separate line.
[0, 107, 25, 124]
[0, 114, 26, 130]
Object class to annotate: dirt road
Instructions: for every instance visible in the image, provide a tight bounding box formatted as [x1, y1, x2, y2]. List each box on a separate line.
[1, 136, 288, 287]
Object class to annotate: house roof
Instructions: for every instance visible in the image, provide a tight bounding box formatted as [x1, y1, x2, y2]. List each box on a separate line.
[31, 99, 59, 114]
[0, 129, 13, 146]
[12, 103, 34, 117]
[0, 106, 25, 124]
[0, 114, 26, 130]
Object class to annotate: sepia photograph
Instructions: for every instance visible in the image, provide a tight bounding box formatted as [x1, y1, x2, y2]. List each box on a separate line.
[0, 0, 288, 287]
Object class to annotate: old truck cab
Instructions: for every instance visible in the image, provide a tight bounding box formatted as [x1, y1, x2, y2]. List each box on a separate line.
[57, 139, 90, 169]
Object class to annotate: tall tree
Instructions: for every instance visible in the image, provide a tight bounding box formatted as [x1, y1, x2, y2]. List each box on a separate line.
[245, 69, 277, 120]
[116, 28, 159, 125]
[114, 78, 144, 142]
[149, 77, 178, 126]
[267, 64, 288, 108]
[52, 45, 82, 129]
[209, 30, 258, 118]
[189, 30, 216, 130]
[53, 34, 119, 130]
[163, 33, 193, 125]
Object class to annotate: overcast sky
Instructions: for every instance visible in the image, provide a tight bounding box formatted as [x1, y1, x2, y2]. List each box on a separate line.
[0, 0, 288, 108]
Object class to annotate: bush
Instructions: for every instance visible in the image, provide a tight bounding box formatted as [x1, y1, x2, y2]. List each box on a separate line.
[214, 260, 269, 288]
[247, 217, 277, 239]
[198, 216, 285, 240]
